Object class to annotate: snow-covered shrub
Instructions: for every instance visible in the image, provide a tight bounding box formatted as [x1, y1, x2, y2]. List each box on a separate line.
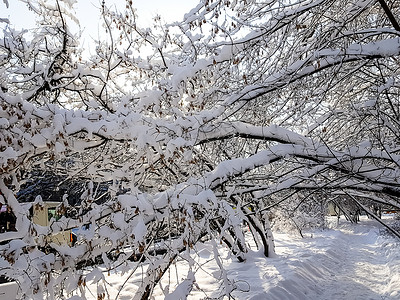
[269, 194, 327, 236]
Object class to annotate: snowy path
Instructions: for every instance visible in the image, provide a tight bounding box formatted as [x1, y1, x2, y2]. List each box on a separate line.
[247, 218, 400, 300]
[306, 224, 392, 300]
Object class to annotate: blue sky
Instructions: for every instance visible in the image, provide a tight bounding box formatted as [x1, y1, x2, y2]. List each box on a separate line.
[1, 0, 199, 31]
[0, 0, 199, 57]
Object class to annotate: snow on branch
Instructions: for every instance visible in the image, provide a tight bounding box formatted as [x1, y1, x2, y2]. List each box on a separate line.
[1, 0, 400, 298]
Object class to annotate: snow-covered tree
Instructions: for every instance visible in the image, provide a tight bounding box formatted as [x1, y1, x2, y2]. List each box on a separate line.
[1, 0, 400, 298]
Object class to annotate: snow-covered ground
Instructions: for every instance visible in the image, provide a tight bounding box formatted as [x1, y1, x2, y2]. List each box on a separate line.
[3, 216, 399, 299]
[78, 215, 400, 300]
